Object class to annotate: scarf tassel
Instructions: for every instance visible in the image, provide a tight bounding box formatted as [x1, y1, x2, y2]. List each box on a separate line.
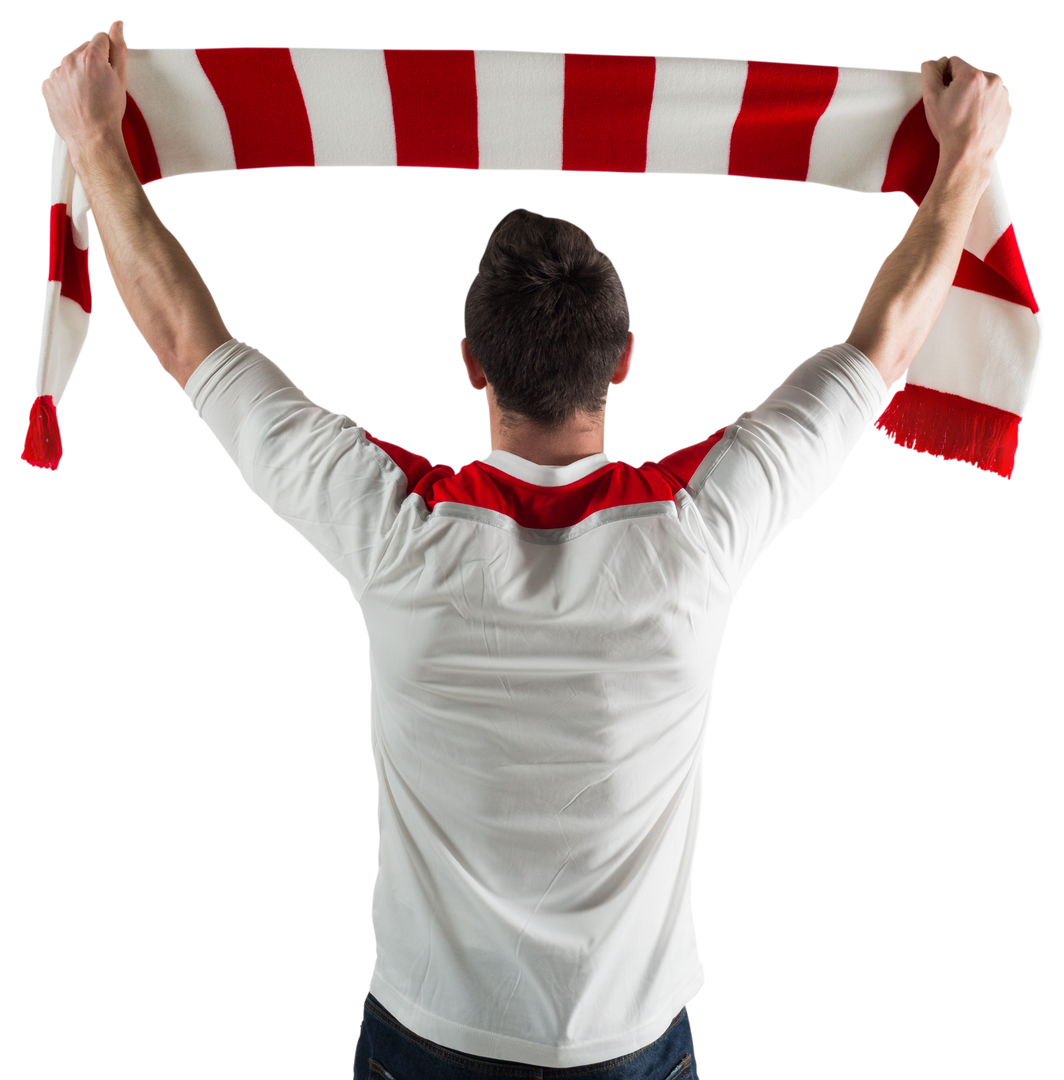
[876, 383, 1019, 478]
[22, 396, 63, 470]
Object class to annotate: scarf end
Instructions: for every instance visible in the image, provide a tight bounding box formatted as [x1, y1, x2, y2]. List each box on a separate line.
[22, 395, 63, 470]
[875, 383, 1019, 478]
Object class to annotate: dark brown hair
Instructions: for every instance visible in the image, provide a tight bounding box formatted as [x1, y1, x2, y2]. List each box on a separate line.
[464, 209, 630, 428]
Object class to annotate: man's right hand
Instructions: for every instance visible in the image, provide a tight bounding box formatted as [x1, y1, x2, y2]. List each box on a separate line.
[921, 55, 1011, 183]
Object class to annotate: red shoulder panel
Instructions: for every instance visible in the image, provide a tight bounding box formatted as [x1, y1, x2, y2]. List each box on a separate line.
[365, 432, 727, 529]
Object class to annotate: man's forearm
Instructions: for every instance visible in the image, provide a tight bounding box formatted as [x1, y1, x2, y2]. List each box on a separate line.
[70, 132, 230, 388]
[847, 153, 986, 388]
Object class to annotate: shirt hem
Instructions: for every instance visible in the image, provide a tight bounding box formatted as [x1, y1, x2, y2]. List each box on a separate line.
[367, 966, 705, 1069]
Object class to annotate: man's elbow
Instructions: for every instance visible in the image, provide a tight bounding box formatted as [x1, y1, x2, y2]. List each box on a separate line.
[157, 326, 232, 390]
[846, 318, 916, 389]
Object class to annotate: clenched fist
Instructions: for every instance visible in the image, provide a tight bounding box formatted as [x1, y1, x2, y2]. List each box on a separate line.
[921, 55, 1011, 176]
[43, 20, 128, 164]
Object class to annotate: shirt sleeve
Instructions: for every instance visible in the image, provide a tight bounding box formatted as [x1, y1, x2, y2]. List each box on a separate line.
[685, 343, 888, 592]
[185, 339, 407, 598]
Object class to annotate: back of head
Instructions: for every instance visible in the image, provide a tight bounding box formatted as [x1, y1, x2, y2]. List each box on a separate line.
[464, 209, 630, 429]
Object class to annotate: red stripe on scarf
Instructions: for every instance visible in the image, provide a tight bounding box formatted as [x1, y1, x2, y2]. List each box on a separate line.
[121, 92, 162, 183]
[984, 225, 1038, 313]
[48, 204, 65, 282]
[196, 48, 315, 169]
[384, 51, 479, 169]
[953, 249, 1034, 310]
[728, 62, 838, 182]
[48, 205, 90, 312]
[562, 54, 657, 172]
[881, 100, 938, 204]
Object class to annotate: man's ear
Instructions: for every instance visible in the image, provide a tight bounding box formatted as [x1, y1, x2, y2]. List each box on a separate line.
[609, 334, 635, 395]
[461, 338, 488, 390]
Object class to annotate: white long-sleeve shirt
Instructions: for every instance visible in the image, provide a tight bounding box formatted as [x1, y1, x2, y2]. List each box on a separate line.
[186, 340, 887, 1067]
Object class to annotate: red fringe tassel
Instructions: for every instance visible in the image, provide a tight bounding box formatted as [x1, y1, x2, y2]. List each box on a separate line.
[872, 380, 1019, 481]
[18, 390, 65, 470]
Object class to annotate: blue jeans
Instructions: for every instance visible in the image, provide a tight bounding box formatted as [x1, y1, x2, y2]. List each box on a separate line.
[353, 993, 698, 1080]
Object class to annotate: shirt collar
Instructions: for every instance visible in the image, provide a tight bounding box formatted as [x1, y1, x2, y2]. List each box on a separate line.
[480, 450, 611, 487]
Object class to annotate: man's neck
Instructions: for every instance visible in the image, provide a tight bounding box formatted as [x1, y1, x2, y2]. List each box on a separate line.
[490, 410, 605, 467]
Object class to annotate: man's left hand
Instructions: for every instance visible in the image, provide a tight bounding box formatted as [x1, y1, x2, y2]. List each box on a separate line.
[43, 20, 128, 164]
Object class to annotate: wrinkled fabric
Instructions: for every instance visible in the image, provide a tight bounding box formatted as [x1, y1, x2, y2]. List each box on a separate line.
[187, 340, 886, 1066]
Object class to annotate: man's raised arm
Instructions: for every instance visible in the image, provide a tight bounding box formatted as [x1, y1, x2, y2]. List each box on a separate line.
[42, 21, 230, 388]
[847, 55, 1011, 386]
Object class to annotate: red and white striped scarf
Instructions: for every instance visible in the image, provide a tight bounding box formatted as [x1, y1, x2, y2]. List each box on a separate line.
[25, 49, 1040, 475]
